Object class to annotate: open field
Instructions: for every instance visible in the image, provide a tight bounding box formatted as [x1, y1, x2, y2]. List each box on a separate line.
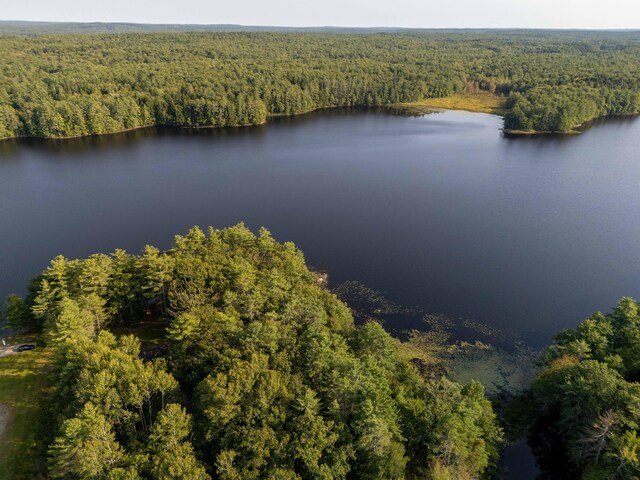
[397, 93, 509, 116]
[0, 349, 53, 479]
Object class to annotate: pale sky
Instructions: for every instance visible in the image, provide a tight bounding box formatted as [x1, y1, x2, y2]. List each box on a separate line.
[2, 0, 640, 29]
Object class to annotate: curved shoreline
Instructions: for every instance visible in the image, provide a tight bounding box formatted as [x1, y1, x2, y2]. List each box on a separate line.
[1, 102, 638, 142]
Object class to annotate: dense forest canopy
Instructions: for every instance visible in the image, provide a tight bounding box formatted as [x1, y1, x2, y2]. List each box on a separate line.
[526, 297, 640, 479]
[0, 30, 639, 137]
[4, 225, 501, 479]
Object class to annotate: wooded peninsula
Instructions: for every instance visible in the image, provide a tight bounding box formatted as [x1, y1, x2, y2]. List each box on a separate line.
[1, 29, 639, 139]
[2, 225, 502, 480]
[5, 225, 640, 479]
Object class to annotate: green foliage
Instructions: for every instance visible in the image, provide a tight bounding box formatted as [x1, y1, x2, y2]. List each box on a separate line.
[529, 297, 640, 479]
[504, 86, 638, 132]
[13, 225, 501, 479]
[147, 404, 210, 480]
[48, 402, 124, 479]
[3, 294, 31, 330]
[44, 297, 95, 347]
[0, 31, 639, 138]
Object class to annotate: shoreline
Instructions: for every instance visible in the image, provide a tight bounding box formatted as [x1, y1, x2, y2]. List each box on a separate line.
[1, 99, 638, 142]
[501, 128, 581, 136]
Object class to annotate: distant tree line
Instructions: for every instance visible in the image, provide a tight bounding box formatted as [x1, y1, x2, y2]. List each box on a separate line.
[5, 225, 501, 480]
[0, 31, 639, 137]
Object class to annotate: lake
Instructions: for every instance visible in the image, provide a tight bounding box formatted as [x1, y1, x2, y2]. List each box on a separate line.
[1, 109, 639, 349]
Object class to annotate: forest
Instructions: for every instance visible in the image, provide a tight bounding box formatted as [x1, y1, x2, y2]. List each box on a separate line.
[0, 30, 639, 137]
[5, 224, 640, 479]
[522, 297, 640, 480]
[3, 225, 501, 480]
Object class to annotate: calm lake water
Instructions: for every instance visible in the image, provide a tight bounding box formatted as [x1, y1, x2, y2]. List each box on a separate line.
[1, 109, 640, 349]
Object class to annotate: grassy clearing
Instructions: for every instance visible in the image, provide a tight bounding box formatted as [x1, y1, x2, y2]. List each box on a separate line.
[110, 319, 169, 346]
[0, 349, 53, 479]
[397, 93, 509, 116]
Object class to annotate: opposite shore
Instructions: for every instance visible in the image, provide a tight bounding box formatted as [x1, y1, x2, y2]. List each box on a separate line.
[1, 93, 636, 141]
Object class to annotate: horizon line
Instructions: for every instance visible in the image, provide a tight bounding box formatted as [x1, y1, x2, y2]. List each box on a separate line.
[1, 19, 639, 31]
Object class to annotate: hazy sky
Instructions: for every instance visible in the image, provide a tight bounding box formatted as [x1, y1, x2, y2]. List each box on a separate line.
[3, 0, 640, 29]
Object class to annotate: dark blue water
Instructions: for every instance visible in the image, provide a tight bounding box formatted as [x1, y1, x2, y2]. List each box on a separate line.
[1, 109, 639, 351]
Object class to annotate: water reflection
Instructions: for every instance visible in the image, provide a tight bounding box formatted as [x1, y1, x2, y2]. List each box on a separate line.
[0, 109, 639, 350]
